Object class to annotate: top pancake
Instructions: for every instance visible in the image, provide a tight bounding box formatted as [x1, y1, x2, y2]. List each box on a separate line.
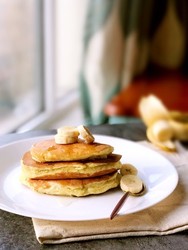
[30, 139, 114, 162]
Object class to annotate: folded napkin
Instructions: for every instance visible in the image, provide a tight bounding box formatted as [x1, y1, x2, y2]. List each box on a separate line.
[32, 141, 188, 244]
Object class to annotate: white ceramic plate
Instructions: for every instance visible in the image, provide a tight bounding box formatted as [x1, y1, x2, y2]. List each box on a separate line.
[0, 135, 178, 221]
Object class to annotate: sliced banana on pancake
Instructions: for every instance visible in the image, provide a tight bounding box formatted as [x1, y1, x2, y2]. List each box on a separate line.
[120, 174, 143, 194]
[54, 134, 78, 144]
[120, 164, 138, 176]
[77, 125, 95, 143]
[55, 125, 95, 144]
[55, 126, 79, 144]
[147, 126, 176, 152]
[57, 126, 79, 137]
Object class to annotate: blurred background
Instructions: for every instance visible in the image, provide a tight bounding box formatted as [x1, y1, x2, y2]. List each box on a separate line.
[1, 0, 188, 135]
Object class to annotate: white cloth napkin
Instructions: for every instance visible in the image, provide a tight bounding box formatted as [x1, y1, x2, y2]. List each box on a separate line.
[32, 141, 188, 244]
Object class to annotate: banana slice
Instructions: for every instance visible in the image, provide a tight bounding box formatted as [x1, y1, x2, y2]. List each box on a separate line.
[138, 95, 169, 126]
[120, 174, 143, 194]
[55, 126, 79, 144]
[57, 126, 79, 137]
[77, 125, 95, 143]
[120, 164, 138, 176]
[54, 134, 78, 144]
[151, 120, 174, 142]
[147, 127, 176, 152]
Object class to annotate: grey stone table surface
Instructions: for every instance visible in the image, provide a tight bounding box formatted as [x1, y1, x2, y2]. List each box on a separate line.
[0, 122, 188, 250]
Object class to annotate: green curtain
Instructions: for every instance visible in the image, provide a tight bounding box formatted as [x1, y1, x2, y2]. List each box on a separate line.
[79, 0, 188, 125]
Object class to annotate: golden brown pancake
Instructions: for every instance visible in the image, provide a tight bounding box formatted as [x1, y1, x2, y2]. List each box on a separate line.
[20, 133, 122, 197]
[21, 151, 122, 179]
[30, 139, 114, 162]
[20, 172, 120, 197]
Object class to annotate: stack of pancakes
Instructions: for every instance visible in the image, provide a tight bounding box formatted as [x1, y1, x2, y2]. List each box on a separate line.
[20, 138, 122, 197]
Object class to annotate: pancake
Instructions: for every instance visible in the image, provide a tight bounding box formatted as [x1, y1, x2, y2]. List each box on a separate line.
[30, 139, 114, 162]
[21, 151, 122, 179]
[20, 128, 122, 197]
[20, 172, 120, 197]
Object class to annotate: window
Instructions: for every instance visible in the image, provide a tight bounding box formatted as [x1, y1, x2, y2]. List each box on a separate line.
[0, 0, 85, 135]
[0, 0, 43, 134]
[55, 0, 88, 98]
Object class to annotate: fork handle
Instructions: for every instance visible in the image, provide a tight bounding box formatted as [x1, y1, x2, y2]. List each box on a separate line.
[110, 192, 129, 220]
